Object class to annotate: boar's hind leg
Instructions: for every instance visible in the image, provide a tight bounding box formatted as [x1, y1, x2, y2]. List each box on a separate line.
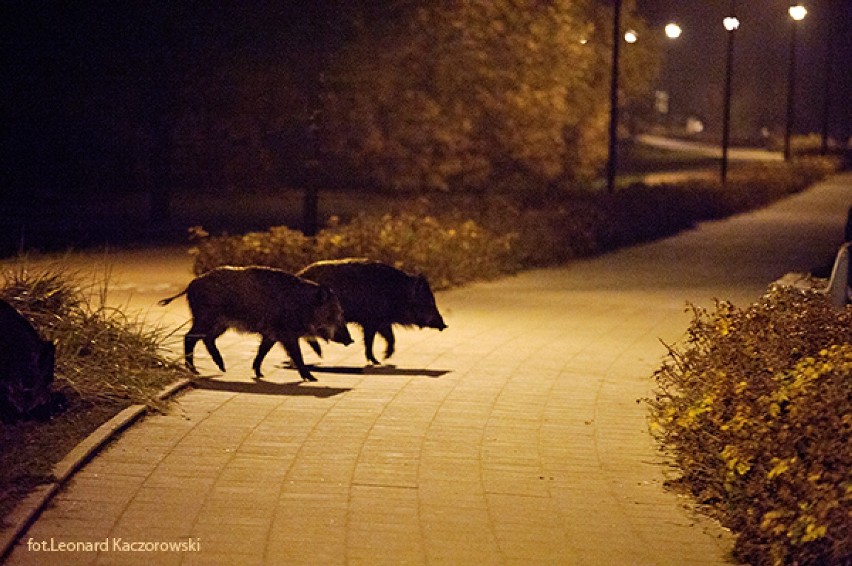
[281, 337, 317, 382]
[252, 336, 275, 379]
[378, 325, 396, 360]
[203, 335, 227, 373]
[362, 325, 381, 365]
[185, 319, 227, 373]
[184, 332, 204, 374]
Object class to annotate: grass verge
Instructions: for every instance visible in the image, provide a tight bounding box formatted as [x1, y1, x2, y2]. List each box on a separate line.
[0, 260, 188, 522]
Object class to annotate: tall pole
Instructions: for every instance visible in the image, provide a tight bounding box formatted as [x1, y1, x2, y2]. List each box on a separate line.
[784, 19, 797, 160]
[721, 5, 738, 185]
[820, 4, 835, 155]
[606, 0, 622, 194]
[784, 5, 807, 161]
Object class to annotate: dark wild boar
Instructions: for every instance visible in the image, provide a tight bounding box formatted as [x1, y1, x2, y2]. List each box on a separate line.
[297, 259, 447, 365]
[0, 299, 55, 421]
[158, 266, 353, 381]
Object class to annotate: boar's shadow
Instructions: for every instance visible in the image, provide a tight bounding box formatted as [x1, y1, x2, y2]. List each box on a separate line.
[192, 378, 350, 398]
[297, 364, 450, 379]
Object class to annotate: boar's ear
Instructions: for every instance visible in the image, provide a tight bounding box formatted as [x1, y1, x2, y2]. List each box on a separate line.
[315, 285, 333, 305]
[411, 275, 429, 299]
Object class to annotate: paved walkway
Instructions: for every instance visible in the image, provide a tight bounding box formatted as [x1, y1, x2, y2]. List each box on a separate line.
[5, 173, 851, 565]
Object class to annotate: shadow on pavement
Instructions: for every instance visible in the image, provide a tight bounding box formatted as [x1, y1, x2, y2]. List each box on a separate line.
[307, 364, 451, 378]
[191, 378, 351, 398]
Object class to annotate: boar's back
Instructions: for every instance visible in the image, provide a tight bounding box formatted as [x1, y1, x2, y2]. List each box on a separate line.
[187, 266, 328, 336]
[298, 259, 429, 326]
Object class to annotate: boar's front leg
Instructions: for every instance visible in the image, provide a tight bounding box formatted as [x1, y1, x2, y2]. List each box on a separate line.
[378, 325, 396, 360]
[305, 338, 323, 357]
[252, 336, 275, 379]
[280, 336, 317, 382]
[361, 324, 381, 365]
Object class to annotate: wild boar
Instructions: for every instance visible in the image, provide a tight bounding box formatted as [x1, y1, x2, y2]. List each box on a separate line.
[297, 259, 446, 364]
[158, 266, 353, 381]
[0, 299, 55, 421]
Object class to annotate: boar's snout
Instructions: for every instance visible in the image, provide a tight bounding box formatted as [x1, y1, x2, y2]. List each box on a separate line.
[418, 311, 446, 331]
[426, 313, 447, 331]
[332, 324, 354, 346]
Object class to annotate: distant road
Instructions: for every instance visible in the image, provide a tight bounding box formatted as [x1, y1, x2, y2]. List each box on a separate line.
[637, 134, 783, 162]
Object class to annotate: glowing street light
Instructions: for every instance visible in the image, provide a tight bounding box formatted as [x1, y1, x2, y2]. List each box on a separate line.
[785, 4, 808, 161]
[789, 4, 807, 21]
[665, 23, 682, 40]
[723, 17, 740, 32]
[605, 10, 680, 193]
[720, 7, 740, 184]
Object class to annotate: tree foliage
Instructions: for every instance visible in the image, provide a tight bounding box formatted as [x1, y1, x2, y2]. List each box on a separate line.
[322, 0, 658, 193]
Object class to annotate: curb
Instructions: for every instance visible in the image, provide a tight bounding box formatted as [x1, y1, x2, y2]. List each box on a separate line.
[0, 378, 193, 561]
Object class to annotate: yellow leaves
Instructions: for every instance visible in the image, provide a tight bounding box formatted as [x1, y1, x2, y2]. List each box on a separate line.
[675, 393, 715, 430]
[767, 457, 796, 480]
[761, 509, 794, 535]
[716, 317, 731, 336]
[801, 523, 827, 543]
[721, 445, 752, 476]
[648, 288, 851, 565]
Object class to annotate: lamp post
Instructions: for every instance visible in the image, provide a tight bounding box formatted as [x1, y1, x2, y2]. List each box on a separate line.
[605, 8, 680, 193]
[820, 21, 834, 155]
[660, 23, 682, 132]
[606, 0, 623, 194]
[784, 4, 807, 161]
[721, 8, 739, 185]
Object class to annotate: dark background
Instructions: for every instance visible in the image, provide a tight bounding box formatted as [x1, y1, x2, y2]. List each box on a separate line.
[2, 1, 849, 202]
[639, 0, 852, 144]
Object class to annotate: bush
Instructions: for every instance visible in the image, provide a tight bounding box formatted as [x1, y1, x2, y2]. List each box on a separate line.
[648, 286, 852, 566]
[189, 156, 841, 288]
[191, 210, 518, 290]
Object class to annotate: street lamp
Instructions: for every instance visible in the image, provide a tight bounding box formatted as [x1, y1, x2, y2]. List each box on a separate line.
[720, 8, 740, 184]
[665, 23, 682, 40]
[605, 0, 623, 194]
[605, 9, 680, 193]
[658, 23, 682, 131]
[784, 4, 807, 161]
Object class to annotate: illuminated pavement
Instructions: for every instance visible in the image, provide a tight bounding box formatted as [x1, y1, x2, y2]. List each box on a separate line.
[4, 173, 850, 565]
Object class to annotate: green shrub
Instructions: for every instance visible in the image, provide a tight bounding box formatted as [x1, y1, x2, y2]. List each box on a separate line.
[191, 211, 518, 290]
[648, 286, 852, 566]
[190, 157, 840, 288]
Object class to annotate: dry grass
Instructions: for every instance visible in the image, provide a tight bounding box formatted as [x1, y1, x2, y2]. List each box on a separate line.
[0, 259, 187, 521]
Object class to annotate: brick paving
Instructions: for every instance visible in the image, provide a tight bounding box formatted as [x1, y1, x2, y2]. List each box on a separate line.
[4, 173, 850, 565]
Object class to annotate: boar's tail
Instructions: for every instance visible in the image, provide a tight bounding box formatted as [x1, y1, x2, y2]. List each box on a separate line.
[157, 288, 188, 307]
